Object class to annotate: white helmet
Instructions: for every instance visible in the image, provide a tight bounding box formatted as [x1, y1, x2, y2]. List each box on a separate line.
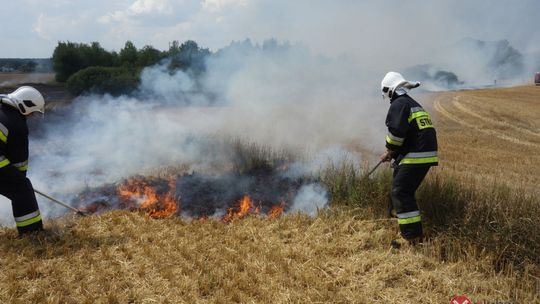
[7, 86, 45, 115]
[381, 71, 420, 100]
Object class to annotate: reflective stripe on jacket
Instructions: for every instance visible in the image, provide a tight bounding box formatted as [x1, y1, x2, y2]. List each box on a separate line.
[385, 94, 438, 166]
[0, 103, 29, 172]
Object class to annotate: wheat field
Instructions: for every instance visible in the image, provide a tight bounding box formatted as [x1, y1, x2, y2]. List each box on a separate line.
[0, 72, 55, 87]
[1, 86, 539, 303]
[1, 211, 537, 303]
[427, 85, 540, 193]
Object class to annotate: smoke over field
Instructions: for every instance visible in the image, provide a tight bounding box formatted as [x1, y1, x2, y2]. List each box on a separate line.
[1, 41, 537, 223]
[2, 1, 540, 223]
[0, 42, 379, 224]
[1, 2, 540, 303]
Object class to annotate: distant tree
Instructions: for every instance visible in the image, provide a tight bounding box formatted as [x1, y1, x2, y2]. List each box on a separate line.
[53, 41, 117, 82]
[168, 40, 210, 74]
[489, 39, 524, 79]
[84, 42, 115, 67]
[19, 61, 37, 72]
[433, 71, 463, 88]
[52, 42, 86, 82]
[119, 41, 138, 67]
[137, 45, 162, 67]
[0, 59, 45, 72]
[66, 66, 140, 96]
[262, 38, 291, 52]
[110, 51, 121, 66]
[52, 39, 212, 95]
[167, 40, 180, 57]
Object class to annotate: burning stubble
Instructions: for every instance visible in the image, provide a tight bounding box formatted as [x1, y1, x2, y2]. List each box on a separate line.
[75, 159, 326, 220]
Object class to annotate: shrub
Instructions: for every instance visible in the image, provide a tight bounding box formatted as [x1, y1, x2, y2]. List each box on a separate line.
[53, 41, 116, 82]
[66, 66, 140, 96]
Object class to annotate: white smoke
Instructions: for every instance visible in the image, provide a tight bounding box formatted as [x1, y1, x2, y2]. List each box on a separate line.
[0, 42, 387, 225]
[283, 145, 363, 179]
[290, 183, 328, 217]
[139, 64, 209, 105]
[0, 197, 13, 226]
[2, 1, 539, 225]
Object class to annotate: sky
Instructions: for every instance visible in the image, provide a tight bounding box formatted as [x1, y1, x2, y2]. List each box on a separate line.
[0, 0, 539, 61]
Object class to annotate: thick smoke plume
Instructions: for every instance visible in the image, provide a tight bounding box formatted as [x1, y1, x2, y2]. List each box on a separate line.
[407, 38, 533, 90]
[0, 41, 384, 225]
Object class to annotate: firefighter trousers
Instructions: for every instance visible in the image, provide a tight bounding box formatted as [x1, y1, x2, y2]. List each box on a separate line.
[391, 165, 430, 239]
[0, 165, 43, 234]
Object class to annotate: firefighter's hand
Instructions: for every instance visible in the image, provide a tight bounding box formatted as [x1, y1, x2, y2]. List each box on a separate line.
[380, 150, 395, 162]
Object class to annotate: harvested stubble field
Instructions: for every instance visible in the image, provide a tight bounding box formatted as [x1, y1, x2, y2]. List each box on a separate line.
[1, 85, 539, 303]
[428, 85, 540, 193]
[0, 72, 55, 87]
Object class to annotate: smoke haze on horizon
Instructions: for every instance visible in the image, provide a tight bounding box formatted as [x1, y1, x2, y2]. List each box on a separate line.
[1, 1, 539, 63]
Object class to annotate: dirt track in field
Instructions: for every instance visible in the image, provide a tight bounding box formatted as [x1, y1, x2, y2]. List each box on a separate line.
[434, 96, 540, 148]
[422, 85, 540, 192]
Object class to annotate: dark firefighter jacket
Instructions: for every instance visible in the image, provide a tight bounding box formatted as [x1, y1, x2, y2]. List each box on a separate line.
[0, 102, 29, 175]
[385, 94, 438, 166]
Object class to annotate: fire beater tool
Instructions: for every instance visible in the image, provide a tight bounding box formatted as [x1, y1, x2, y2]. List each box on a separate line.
[367, 160, 384, 177]
[34, 188, 87, 216]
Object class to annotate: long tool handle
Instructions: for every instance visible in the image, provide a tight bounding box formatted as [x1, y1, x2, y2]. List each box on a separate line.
[34, 188, 86, 216]
[367, 160, 384, 177]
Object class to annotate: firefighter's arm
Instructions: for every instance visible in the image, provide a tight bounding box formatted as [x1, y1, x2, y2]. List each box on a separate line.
[384, 101, 410, 153]
[7, 124, 29, 177]
[379, 149, 396, 162]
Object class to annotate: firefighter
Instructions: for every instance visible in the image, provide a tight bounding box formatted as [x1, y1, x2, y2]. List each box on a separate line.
[379, 72, 438, 247]
[0, 86, 45, 235]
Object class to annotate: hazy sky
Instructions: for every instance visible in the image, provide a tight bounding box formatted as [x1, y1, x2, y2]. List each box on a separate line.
[0, 0, 539, 59]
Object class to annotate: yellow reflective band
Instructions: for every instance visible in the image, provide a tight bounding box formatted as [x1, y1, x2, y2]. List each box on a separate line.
[398, 215, 421, 225]
[0, 122, 8, 143]
[13, 160, 29, 171]
[15, 214, 42, 227]
[0, 158, 10, 168]
[400, 156, 439, 165]
[386, 135, 404, 146]
[408, 111, 430, 123]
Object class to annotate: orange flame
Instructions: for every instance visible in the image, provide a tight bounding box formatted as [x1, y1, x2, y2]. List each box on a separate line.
[223, 195, 259, 222]
[118, 178, 178, 218]
[116, 180, 286, 221]
[268, 202, 285, 219]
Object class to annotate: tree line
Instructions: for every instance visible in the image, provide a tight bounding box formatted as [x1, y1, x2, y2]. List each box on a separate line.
[0, 58, 52, 73]
[52, 40, 210, 96]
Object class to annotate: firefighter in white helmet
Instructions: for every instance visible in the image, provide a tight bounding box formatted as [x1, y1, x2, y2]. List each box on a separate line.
[0, 86, 45, 235]
[379, 72, 438, 247]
